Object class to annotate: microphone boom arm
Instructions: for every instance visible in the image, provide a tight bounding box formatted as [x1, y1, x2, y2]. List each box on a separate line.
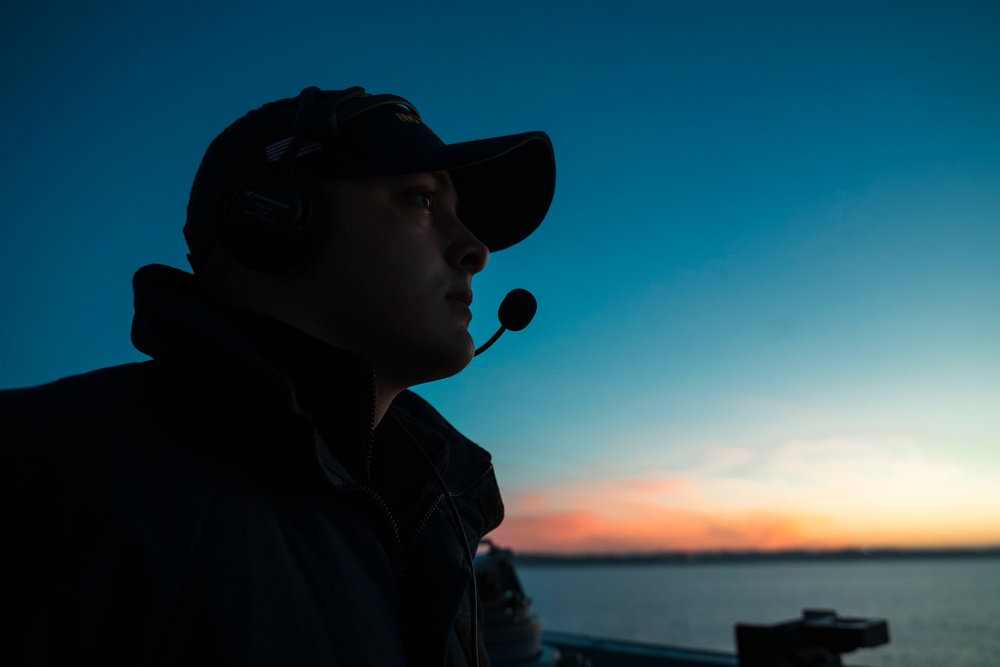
[474, 326, 507, 357]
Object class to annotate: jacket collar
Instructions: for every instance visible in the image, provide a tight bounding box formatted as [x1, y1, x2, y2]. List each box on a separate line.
[130, 264, 501, 519]
[131, 264, 373, 475]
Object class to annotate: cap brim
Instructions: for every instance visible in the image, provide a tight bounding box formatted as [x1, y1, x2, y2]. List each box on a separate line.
[343, 132, 555, 251]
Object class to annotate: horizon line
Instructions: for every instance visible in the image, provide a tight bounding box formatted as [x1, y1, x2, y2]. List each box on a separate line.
[497, 544, 1000, 562]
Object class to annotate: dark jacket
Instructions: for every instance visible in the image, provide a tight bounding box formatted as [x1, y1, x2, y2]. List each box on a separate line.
[1, 264, 503, 666]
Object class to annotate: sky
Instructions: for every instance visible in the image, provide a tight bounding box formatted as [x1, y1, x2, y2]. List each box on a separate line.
[1, 1, 998, 554]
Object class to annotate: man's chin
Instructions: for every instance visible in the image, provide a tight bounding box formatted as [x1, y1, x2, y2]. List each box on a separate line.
[428, 338, 476, 380]
[386, 337, 476, 388]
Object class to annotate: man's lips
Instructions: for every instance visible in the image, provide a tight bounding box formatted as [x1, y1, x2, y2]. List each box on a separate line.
[446, 289, 473, 307]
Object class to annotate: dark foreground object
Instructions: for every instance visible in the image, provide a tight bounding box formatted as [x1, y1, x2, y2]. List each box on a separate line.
[475, 543, 890, 667]
[735, 610, 889, 667]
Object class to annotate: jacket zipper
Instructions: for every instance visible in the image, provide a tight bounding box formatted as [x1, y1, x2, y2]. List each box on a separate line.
[315, 366, 406, 577]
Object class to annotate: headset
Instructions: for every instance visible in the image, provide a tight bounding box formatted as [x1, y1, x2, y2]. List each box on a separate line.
[217, 86, 418, 274]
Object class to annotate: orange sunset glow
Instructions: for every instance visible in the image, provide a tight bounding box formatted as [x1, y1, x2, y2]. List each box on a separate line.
[489, 435, 1000, 554]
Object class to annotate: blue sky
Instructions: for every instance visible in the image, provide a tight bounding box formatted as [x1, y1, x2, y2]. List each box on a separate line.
[2, 1, 998, 551]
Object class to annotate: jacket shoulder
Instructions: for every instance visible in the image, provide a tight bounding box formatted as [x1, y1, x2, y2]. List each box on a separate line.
[0, 363, 150, 434]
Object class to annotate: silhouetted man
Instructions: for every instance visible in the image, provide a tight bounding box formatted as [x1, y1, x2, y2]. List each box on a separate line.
[1, 86, 555, 666]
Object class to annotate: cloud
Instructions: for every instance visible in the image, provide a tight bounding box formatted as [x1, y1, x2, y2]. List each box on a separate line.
[490, 433, 1000, 553]
[489, 506, 839, 554]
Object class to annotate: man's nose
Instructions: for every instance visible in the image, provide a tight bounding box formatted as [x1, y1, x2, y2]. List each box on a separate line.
[448, 219, 490, 274]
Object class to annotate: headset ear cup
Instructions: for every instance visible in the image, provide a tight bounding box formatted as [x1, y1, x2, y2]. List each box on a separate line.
[218, 170, 313, 274]
[214, 86, 363, 274]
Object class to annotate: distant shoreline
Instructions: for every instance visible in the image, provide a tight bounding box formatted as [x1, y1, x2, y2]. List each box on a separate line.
[512, 546, 1000, 566]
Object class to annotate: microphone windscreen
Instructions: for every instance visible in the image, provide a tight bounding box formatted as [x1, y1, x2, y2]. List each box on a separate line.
[497, 289, 537, 332]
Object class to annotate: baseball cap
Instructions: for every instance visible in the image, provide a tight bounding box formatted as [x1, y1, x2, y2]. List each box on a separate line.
[184, 86, 555, 271]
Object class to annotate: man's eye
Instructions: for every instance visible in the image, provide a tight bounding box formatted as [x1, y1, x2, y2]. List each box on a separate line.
[411, 192, 433, 208]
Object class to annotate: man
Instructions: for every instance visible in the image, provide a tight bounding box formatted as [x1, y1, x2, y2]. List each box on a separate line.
[1, 86, 555, 665]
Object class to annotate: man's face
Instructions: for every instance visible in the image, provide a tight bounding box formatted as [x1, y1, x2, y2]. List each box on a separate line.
[299, 170, 489, 388]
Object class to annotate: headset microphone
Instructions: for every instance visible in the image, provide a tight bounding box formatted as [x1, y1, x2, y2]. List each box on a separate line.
[473, 288, 537, 356]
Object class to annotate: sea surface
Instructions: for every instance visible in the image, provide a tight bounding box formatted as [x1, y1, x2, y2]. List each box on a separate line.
[517, 557, 1000, 667]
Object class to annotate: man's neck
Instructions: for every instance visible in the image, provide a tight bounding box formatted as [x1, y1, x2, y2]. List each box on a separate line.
[373, 383, 404, 428]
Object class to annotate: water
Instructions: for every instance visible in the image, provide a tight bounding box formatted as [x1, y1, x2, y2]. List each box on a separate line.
[517, 558, 1000, 667]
